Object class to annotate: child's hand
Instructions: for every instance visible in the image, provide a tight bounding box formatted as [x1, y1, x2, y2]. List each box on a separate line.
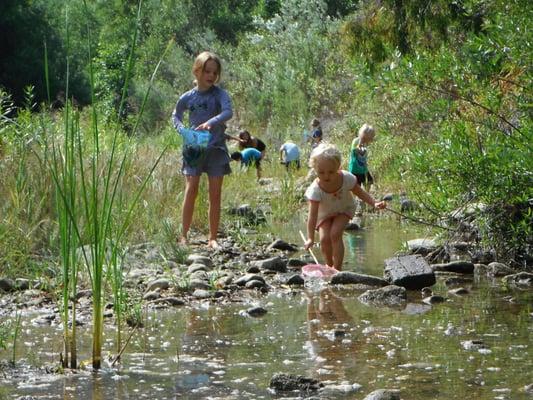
[196, 122, 211, 131]
[304, 238, 314, 250]
[374, 201, 386, 210]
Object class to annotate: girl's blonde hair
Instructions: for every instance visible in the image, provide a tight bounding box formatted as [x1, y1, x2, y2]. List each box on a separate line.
[192, 51, 222, 83]
[309, 143, 341, 169]
[358, 123, 375, 139]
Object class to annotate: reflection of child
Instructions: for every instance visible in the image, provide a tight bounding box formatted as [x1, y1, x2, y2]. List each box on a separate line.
[304, 143, 386, 270]
[279, 140, 301, 170]
[305, 288, 355, 380]
[230, 148, 262, 180]
[348, 124, 375, 192]
[171, 51, 233, 249]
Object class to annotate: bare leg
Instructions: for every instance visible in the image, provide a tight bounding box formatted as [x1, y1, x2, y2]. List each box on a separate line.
[207, 175, 224, 248]
[181, 175, 200, 242]
[330, 214, 350, 270]
[318, 219, 333, 267]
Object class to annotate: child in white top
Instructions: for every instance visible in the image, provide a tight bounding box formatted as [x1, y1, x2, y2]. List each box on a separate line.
[304, 143, 386, 270]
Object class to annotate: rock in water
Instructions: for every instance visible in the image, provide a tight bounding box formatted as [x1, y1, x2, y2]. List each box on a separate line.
[384, 255, 436, 290]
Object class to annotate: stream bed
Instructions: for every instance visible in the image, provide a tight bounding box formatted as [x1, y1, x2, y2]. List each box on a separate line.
[1, 217, 532, 399]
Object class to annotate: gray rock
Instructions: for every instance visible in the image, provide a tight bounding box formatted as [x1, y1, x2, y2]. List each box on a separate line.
[189, 279, 210, 291]
[331, 272, 388, 286]
[187, 263, 209, 274]
[235, 274, 265, 286]
[245, 280, 267, 290]
[146, 278, 171, 292]
[192, 289, 212, 299]
[267, 239, 298, 252]
[444, 276, 473, 287]
[246, 265, 261, 273]
[422, 295, 447, 304]
[186, 254, 213, 268]
[502, 272, 533, 287]
[400, 198, 416, 212]
[143, 291, 160, 301]
[402, 303, 432, 315]
[382, 193, 394, 201]
[363, 389, 400, 400]
[345, 219, 361, 231]
[14, 278, 31, 290]
[524, 383, 533, 394]
[286, 274, 305, 286]
[287, 258, 307, 267]
[0, 278, 15, 292]
[246, 306, 267, 317]
[252, 256, 287, 273]
[448, 287, 470, 295]
[190, 270, 209, 281]
[406, 238, 437, 255]
[431, 260, 474, 274]
[384, 255, 436, 290]
[471, 249, 495, 264]
[269, 373, 322, 392]
[488, 262, 516, 277]
[358, 285, 407, 307]
[150, 297, 185, 306]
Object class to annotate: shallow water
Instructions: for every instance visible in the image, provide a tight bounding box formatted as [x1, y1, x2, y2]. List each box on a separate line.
[1, 217, 532, 399]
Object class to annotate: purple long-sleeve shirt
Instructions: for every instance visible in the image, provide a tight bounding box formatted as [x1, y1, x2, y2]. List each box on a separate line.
[172, 85, 233, 150]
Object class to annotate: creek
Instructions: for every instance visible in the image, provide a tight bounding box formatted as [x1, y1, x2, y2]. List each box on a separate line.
[1, 217, 531, 399]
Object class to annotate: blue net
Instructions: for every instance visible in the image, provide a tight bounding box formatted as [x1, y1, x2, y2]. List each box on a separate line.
[180, 128, 211, 167]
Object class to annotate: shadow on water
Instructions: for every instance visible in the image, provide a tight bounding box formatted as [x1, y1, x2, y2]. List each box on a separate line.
[1, 215, 532, 399]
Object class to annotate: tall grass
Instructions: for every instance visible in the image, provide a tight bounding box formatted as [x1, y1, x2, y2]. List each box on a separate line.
[44, 0, 167, 369]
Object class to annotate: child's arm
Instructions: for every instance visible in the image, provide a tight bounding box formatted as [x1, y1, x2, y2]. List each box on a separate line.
[171, 95, 188, 132]
[305, 201, 319, 249]
[351, 184, 386, 209]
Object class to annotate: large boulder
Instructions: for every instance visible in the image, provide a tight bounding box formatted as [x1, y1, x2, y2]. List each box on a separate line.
[384, 255, 436, 290]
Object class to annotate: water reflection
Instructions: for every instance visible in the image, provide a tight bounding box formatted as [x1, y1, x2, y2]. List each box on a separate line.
[305, 288, 358, 381]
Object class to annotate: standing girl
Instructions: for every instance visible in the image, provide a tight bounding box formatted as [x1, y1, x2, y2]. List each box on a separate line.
[304, 143, 385, 270]
[172, 51, 233, 249]
[348, 123, 375, 192]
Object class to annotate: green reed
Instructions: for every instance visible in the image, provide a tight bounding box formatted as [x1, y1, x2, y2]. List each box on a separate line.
[45, 0, 166, 369]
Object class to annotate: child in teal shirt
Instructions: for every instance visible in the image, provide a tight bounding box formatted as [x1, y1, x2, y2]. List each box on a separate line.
[348, 124, 375, 192]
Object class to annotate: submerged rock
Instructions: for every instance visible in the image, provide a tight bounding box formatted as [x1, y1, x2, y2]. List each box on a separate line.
[246, 306, 267, 317]
[431, 260, 474, 274]
[488, 262, 516, 277]
[502, 272, 533, 287]
[269, 373, 323, 392]
[363, 389, 401, 400]
[331, 272, 388, 287]
[358, 285, 407, 307]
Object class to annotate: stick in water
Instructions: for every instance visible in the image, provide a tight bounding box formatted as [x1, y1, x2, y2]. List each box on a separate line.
[299, 230, 319, 264]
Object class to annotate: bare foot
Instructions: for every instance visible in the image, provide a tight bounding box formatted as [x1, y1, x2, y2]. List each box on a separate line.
[177, 236, 188, 245]
[207, 239, 221, 250]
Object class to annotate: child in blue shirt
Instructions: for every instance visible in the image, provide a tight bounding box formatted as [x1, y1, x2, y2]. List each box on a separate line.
[231, 148, 262, 180]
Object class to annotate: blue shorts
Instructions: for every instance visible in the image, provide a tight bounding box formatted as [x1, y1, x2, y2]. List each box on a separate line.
[182, 147, 231, 177]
